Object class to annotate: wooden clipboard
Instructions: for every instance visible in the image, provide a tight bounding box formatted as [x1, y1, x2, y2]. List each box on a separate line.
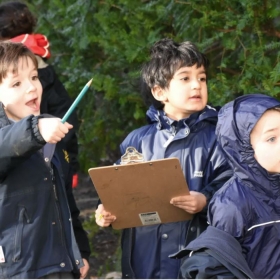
[88, 158, 192, 229]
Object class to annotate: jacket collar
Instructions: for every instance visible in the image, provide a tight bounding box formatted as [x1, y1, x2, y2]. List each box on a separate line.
[0, 102, 10, 128]
[146, 105, 217, 132]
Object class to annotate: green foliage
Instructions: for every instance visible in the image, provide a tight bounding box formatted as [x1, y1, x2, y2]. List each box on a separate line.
[28, 0, 280, 170]
[83, 216, 121, 275]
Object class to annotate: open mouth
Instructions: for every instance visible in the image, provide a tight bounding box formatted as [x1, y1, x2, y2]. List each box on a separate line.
[26, 98, 40, 111]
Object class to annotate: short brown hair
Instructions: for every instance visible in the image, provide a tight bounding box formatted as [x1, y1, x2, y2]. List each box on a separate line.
[0, 41, 38, 83]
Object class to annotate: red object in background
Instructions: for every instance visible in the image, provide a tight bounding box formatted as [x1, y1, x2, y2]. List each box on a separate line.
[72, 173, 78, 188]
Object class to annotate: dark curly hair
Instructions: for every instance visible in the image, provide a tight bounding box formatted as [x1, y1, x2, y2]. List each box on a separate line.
[0, 1, 37, 40]
[141, 38, 209, 110]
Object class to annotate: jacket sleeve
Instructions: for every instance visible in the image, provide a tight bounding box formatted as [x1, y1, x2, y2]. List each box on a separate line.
[0, 115, 45, 179]
[200, 141, 232, 205]
[180, 251, 237, 279]
[39, 65, 80, 173]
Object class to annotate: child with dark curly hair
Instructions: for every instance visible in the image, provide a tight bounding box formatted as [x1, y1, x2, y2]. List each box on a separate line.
[95, 38, 232, 279]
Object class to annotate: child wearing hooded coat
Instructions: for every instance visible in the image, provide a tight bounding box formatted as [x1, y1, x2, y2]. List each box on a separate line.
[174, 93, 280, 279]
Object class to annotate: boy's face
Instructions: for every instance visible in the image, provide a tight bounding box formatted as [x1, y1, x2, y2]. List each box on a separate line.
[152, 64, 207, 120]
[0, 56, 42, 121]
[250, 109, 280, 173]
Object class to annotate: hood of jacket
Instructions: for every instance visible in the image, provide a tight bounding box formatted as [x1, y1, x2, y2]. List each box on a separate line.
[216, 93, 280, 197]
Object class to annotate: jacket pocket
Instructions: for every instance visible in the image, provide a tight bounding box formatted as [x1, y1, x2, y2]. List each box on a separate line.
[13, 206, 30, 262]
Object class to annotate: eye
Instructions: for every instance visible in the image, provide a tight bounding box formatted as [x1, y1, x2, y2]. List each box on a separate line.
[12, 82, 20, 87]
[180, 77, 189, 81]
[32, 75, 39, 81]
[198, 77, 207, 82]
[268, 137, 276, 143]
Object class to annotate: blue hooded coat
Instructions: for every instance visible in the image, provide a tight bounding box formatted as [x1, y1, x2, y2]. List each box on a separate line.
[118, 105, 231, 279]
[174, 94, 280, 279]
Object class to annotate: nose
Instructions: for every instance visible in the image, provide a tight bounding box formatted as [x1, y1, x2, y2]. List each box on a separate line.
[191, 78, 201, 90]
[25, 80, 37, 93]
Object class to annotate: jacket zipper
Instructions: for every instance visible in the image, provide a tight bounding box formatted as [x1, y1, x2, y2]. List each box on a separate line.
[13, 207, 30, 262]
[163, 125, 177, 148]
[50, 167, 58, 200]
[50, 166, 66, 247]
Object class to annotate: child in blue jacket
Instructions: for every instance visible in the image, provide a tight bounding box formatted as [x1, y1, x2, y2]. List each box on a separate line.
[0, 41, 89, 278]
[0, 1, 80, 186]
[94, 38, 231, 279]
[175, 94, 280, 279]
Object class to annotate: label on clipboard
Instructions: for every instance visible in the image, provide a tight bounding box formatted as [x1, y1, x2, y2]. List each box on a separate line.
[139, 211, 161, 225]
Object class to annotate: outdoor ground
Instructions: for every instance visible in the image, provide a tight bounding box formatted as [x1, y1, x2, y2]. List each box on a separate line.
[72, 172, 122, 279]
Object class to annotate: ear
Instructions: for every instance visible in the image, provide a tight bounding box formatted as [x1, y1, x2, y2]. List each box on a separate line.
[151, 85, 167, 102]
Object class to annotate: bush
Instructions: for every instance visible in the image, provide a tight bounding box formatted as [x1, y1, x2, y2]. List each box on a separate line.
[29, 0, 280, 169]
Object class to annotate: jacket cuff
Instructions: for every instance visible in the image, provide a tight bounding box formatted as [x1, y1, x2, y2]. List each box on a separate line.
[80, 251, 91, 262]
[201, 190, 211, 204]
[200, 190, 212, 214]
[31, 116, 46, 145]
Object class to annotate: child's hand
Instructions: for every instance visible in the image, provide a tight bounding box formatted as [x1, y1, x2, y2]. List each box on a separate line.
[79, 258, 90, 279]
[170, 191, 207, 214]
[38, 118, 73, 144]
[95, 204, 116, 227]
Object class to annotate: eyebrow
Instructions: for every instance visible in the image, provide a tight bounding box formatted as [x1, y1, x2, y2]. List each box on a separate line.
[176, 70, 206, 76]
[263, 127, 279, 134]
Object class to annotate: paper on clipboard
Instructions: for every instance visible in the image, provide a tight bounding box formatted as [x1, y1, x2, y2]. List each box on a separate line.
[88, 157, 192, 229]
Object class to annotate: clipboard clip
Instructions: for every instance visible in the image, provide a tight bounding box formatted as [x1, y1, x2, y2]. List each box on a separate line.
[120, 147, 144, 165]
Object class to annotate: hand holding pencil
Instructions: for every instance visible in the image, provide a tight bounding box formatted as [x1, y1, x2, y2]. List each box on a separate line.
[38, 118, 73, 144]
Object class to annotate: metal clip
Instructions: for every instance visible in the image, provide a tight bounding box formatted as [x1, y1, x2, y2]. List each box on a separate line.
[120, 146, 144, 165]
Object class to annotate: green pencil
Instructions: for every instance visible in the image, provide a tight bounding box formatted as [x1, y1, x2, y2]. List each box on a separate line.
[61, 78, 93, 123]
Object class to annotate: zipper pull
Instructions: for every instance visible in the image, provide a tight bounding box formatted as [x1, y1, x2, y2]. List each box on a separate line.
[53, 184, 58, 201]
[163, 135, 175, 148]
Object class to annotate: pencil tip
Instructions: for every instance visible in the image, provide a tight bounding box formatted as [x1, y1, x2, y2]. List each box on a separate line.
[87, 78, 93, 87]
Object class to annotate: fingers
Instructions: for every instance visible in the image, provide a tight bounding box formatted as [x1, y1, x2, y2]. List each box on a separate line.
[79, 258, 90, 279]
[64, 122, 73, 130]
[170, 192, 207, 214]
[38, 118, 73, 143]
[170, 197, 197, 213]
[171, 203, 197, 214]
[95, 204, 116, 227]
[170, 195, 193, 204]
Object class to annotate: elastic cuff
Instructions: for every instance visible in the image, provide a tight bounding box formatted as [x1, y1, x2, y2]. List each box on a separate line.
[31, 116, 46, 144]
[200, 191, 211, 208]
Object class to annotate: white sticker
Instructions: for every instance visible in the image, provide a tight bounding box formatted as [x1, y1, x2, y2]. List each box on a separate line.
[139, 211, 161, 226]
[0, 246, 5, 263]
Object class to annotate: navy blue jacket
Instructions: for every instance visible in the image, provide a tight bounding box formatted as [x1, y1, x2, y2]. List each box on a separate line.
[172, 226, 255, 279]
[118, 106, 231, 279]
[0, 103, 85, 278]
[174, 94, 280, 278]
